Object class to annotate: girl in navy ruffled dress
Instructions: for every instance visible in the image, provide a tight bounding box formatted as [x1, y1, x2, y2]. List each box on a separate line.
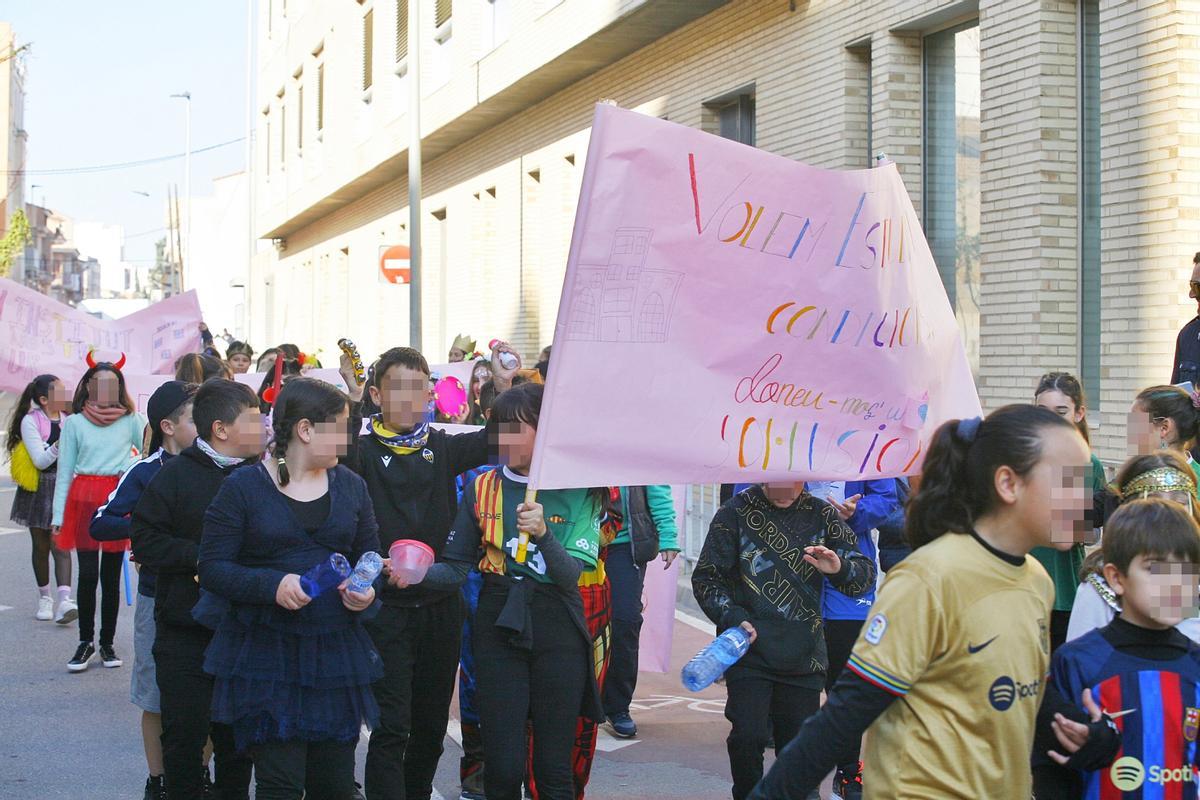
[198, 377, 382, 799]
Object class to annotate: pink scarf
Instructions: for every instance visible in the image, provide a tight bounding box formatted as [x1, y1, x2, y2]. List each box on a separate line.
[82, 401, 127, 428]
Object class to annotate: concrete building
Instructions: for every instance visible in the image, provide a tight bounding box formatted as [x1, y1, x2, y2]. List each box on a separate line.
[183, 171, 251, 340]
[250, 0, 1196, 463]
[0, 22, 27, 274]
[74, 221, 138, 298]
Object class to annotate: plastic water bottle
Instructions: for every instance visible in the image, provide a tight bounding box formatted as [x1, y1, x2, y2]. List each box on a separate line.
[347, 552, 384, 594]
[681, 627, 752, 691]
[489, 339, 519, 371]
[300, 553, 352, 599]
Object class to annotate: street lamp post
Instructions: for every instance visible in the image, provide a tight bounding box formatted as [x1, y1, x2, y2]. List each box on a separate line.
[170, 92, 191, 288]
[408, 0, 422, 352]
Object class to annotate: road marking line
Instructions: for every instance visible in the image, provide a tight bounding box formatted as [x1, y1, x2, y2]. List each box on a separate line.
[0, 605, 12, 612]
[674, 607, 712, 633]
[595, 725, 639, 752]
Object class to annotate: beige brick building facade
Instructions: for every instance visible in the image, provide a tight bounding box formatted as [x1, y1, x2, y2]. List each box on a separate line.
[249, 0, 1199, 462]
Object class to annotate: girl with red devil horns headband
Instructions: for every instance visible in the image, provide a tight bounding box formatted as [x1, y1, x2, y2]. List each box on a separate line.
[52, 350, 147, 673]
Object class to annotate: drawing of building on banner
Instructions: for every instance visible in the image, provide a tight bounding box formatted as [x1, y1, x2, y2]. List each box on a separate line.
[566, 227, 683, 343]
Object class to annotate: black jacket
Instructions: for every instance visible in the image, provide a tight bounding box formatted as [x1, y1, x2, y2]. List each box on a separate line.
[346, 426, 489, 607]
[1174, 316, 1200, 385]
[692, 487, 876, 685]
[130, 445, 253, 629]
[626, 486, 663, 564]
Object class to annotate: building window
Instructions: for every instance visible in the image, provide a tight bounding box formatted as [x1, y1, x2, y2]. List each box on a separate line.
[923, 22, 981, 375]
[481, 0, 510, 54]
[846, 42, 872, 166]
[280, 99, 287, 171]
[705, 89, 756, 146]
[297, 84, 304, 151]
[1079, 0, 1101, 409]
[435, 0, 452, 29]
[395, 0, 408, 63]
[264, 112, 271, 177]
[363, 8, 374, 92]
[316, 63, 325, 132]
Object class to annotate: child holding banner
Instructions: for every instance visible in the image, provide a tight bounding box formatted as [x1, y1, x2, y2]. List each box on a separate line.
[747, 406, 1119, 800]
[692, 482, 876, 800]
[7, 374, 75, 624]
[413, 383, 605, 800]
[52, 359, 147, 672]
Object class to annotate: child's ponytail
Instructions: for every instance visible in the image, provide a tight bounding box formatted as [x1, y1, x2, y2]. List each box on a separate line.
[905, 418, 977, 549]
[1136, 385, 1200, 447]
[6, 375, 58, 454]
[905, 405, 1079, 550]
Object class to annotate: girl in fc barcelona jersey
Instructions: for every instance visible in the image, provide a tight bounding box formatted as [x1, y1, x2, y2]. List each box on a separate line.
[748, 405, 1121, 800]
[407, 383, 605, 800]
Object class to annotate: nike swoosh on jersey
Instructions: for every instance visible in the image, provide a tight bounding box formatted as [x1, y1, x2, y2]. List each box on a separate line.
[967, 635, 999, 654]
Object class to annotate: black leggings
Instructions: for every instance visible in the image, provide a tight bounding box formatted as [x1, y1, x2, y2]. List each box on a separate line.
[77, 549, 122, 646]
[30, 528, 71, 588]
[253, 739, 357, 800]
[475, 585, 589, 800]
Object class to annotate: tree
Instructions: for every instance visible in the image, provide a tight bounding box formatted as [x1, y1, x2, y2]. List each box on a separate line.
[0, 209, 32, 277]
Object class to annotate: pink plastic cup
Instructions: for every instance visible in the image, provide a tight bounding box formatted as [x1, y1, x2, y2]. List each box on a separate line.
[388, 539, 435, 585]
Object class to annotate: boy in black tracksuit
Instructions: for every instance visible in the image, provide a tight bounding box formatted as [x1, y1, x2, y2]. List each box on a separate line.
[130, 380, 264, 800]
[692, 483, 876, 800]
[348, 345, 516, 800]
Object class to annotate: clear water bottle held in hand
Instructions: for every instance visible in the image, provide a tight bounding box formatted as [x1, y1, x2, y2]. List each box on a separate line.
[489, 339, 519, 371]
[347, 552, 384, 594]
[300, 553, 352, 600]
[681, 626, 752, 692]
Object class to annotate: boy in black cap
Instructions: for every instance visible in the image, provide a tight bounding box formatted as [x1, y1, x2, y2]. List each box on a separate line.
[131, 379, 264, 800]
[92, 380, 198, 800]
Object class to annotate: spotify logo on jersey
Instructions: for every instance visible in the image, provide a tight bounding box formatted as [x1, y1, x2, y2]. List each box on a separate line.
[1111, 757, 1146, 791]
[987, 676, 1042, 711]
[988, 677, 1015, 711]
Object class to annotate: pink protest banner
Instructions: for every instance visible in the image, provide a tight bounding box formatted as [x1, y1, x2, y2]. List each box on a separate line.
[636, 485, 686, 673]
[0, 277, 202, 394]
[530, 105, 981, 489]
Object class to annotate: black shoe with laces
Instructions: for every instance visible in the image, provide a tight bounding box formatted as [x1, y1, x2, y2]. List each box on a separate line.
[143, 775, 167, 800]
[68, 642, 95, 673]
[99, 644, 123, 668]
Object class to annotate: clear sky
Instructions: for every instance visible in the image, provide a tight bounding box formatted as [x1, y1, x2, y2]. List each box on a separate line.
[5, 1, 248, 267]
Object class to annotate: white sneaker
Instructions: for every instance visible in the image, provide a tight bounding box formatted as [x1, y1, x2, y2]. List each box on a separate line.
[35, 596, 53, 621]
[55, 597, 78, 625]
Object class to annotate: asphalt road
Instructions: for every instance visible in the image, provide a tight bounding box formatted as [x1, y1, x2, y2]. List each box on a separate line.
[0, 478, 774, 800]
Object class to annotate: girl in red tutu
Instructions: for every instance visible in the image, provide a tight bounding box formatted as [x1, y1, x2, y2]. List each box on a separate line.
[51, 357, 147, 673]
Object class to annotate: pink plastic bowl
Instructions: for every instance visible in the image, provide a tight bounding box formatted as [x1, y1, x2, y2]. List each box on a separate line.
[389, 539, 435, 584]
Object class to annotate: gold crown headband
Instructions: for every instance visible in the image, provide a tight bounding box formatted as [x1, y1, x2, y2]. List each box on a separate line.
[1120, 467, 1197, 498]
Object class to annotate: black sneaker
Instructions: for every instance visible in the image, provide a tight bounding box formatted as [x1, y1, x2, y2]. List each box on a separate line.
[607, 711, 638, 739]
[833, 764, 864, 800]
[143, 775, 167, 800]
[99, 644, 123, 668]
[68, 642, 95, 673]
